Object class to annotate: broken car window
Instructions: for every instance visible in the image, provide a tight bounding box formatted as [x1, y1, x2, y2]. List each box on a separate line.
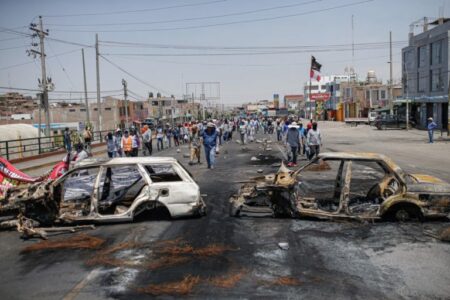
[63, 167, 100, 202]
[144, 164, 183, 182]
[97, 165, 146, 214]
[349, 161, 386, 205]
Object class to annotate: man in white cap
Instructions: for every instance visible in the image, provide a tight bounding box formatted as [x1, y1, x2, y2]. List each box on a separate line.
[427, 117, 437, 143]
[201, 122, 219, 169]
[286, 122, 300, 167]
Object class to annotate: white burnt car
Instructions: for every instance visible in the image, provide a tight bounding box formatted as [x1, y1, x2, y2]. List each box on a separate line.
[1, 157, 206, 226]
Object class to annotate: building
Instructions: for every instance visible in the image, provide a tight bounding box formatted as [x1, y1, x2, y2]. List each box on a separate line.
[0, 92, 37, 123]
[402, 17, 450, 129]
[283, 95, 305, 112]
[303, 76, 336, 119]
[324, 73, 358, 121]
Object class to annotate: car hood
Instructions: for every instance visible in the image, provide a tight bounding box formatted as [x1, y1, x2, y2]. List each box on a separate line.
[409, 174, 445, 184]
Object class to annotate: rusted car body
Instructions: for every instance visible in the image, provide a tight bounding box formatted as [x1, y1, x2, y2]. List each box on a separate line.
[230, 152, 450, 221]
[1, 157, 206, 227]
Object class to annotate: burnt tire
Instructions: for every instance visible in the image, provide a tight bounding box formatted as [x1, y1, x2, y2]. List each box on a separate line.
[386, 204, 423, 222]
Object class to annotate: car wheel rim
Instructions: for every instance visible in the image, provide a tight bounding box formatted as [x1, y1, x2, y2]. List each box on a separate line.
[395, 210, 410, 222]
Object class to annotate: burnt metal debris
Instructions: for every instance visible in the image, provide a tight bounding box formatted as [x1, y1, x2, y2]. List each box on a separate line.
[0, 157, 206, 239]
[230, 152, 450, 222]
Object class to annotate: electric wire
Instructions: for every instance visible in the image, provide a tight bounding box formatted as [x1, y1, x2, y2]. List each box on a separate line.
[48, 0, 374, 33]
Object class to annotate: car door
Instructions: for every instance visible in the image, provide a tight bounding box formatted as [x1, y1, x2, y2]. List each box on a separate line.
[143, 163, 199, 211]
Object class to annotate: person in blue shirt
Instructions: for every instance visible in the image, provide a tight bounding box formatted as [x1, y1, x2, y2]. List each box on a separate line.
[427, 117, 437, 143]
[202, 122, 219, 169]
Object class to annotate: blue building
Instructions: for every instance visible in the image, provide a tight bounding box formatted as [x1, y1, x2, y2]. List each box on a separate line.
[402, 17, 450, 129]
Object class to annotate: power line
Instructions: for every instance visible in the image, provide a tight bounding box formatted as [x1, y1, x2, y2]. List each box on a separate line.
[0, 48, 81, 71]
[0, 86, 122, 94]
[0, 36, 29, 42]
[99, 40, 406, 51]
[42, 0, 227, 18]
[100, 55, 172, 95]
[47, 40, 76, 90]
[45, 0, 320, 27]
[49, 0, 374, 33]
[46, 37, 93, 48]
[0, 45, 28, 51]
[0, 26, 31, 37]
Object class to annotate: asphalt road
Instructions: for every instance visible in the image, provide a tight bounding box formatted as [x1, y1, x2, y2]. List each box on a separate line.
[0, 124, 449, 300]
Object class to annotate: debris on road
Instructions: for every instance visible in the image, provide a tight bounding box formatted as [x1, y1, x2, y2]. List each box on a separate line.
[21, 233, 105, 253]
[278, 242, 289, 250]
[270, 276, 303, 286]
[209, 269, 246, 288]
[136, 275, 200, 296]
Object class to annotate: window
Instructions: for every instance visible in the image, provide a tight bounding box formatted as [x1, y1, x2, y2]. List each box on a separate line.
[80, 109, 86, 112]
[310, 85, 319, 91]
[365, 90, 370, 100]
[431, 40, 442, 65]
[98, 165, 145, 214]
[297, 159, 346, 212]
[380, 90, 386, 99]
[94, 108, 98, 111]
[145, 164, 183, 182]
[63, 167, 100, 202]
[417, 71, 427, 93]
[430, 69, 443, 92]
[349, 161, 387, 207]
[418, 46, 427, 68]
[105, 107, 111, 111]
[69, 109, 76, 112]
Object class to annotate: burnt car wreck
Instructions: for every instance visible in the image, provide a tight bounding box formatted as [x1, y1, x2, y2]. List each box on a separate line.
[230, 152, 450, 221]
[0, 157, 206, 238]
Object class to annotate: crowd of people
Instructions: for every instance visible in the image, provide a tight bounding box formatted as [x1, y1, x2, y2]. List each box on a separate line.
[63, 116, 324, 170]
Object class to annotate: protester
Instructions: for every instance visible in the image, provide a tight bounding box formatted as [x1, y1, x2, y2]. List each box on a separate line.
[83, 127, 93, 151]
[115, 129, 123, 157]
[189, 125, 202, 165]
[427, 117, 437, 144]
[298, 123, 306, 155]
[156, 125, 164, 151]
[63, 127, 72, 153]
[239, 120, 247, 144]
[307, 122, 322, 160]
[75, 143, 90, 162]
[105, 132, 117, 158]
[165, 125, 172, 148]
[142, 125, 153, 156]
[131, 130, 140, 157]
[286, 122, 300, 167]
[202, 122, 219, 169]
[121, 130, 133, 157]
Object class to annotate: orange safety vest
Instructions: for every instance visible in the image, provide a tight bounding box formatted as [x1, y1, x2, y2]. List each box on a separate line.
[122, 136, 132, 152]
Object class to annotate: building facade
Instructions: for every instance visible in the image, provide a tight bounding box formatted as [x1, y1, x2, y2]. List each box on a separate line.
[402, 17, 450, 129]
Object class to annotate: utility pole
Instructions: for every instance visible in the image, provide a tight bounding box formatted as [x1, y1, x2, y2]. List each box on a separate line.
[29, 16, 51, 136]
[95, 34, 103, 131]
[81, 48, 90, 125]
[389, 31, 393, 115]
[201, 82, 206, 120]
[122, 79, 129, 129]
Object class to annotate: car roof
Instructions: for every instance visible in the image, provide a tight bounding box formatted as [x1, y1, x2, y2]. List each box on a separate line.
[105, 157, 177, 165]
[318, 152, 404, 175]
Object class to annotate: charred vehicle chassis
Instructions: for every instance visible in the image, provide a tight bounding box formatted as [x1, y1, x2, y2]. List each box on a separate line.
[230, 152, 450, 222]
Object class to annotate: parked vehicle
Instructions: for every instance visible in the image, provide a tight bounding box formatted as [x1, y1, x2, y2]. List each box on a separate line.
[344, 117, 368, 126]
[230, 152, 450, 222]
[0, 157, 206, 228]
[368, 111, 378, 125]
[375, 114, 414, 130]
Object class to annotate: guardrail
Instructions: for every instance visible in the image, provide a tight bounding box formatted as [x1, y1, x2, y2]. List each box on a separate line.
[0, 130, 111, 161]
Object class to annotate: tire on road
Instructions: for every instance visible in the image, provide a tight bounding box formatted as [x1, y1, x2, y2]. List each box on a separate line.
[384, 203, 423, 222]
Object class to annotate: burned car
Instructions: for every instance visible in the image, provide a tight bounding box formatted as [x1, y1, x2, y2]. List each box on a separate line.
[230, 152, 450, 221]
[1, 157, 206, 235]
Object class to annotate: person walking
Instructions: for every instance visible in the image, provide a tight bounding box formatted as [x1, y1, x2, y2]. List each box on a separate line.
[105, 132, 117, 158]
[202, 122, 219, 169]
[142, 126, 153, 156]
[239, 120, 247, 144]
[83, 126, 93, 152]
[427, 117, 437, 143]
[286, 122, 300, 167]
[63, 127, 72, 153]
[121, 130, 133, 157]
[306, 122, 322, 160]
[115, 129, 123, 157]
[189, 125, 202, 165]
[156, 125, 164, 151]
[298, 123, 306, 155]
[131, 130, 140, 157]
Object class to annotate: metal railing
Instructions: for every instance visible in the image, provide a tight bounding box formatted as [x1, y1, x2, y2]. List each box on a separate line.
[0, 130, 111, 161]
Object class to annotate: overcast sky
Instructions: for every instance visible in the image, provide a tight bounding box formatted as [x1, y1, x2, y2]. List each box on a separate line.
[0, 0, 449, 106]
